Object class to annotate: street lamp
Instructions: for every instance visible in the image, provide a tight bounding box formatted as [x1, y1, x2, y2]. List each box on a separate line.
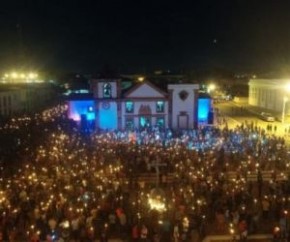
[137, 76, 145, 82]
[282, 96, 289, 123]
[282, 82, 290, 123]
[207, 83, 216, 93]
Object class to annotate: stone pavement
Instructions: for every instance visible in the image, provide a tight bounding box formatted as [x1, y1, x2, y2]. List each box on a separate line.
[202, 234, 272, 242]
[217, 99, 290, 144]
[232, 98, 287, 125]
[99, 235, 273, 242]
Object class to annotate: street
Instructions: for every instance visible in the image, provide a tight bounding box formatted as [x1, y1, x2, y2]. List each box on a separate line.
[214, 101, 290, 139]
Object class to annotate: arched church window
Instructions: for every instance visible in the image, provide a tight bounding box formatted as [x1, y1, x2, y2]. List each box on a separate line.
[103, 83, 112, 98]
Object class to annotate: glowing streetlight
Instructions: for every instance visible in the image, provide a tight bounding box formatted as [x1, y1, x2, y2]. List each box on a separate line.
[282, 83, 290, 123]
[11, 72, 18, 78]
[207, 83, 216, 93]
[282, 97, 289, 123]
[2, 71, 40, 83]
[28, 73, 36, 79]
[138, 76, 145, 82]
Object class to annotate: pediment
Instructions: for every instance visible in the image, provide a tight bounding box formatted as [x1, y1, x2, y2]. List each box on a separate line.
[124, 81, 166, 98]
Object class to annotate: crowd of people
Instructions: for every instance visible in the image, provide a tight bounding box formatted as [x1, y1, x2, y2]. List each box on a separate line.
[0, 105, 290, 241]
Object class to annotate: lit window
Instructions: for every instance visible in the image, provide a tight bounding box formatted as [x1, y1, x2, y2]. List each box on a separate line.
[125, 118, 134, 129]
[156, 117, 165, 127]
[103, 83, 112, 98]
[156, 101, 164, 113]
[125, 101, 134, 113]
[88, 106, 93, 112]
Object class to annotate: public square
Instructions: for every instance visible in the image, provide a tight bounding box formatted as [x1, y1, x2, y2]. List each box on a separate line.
[0, 103, 289, 241]
[0, 1, 290, 241]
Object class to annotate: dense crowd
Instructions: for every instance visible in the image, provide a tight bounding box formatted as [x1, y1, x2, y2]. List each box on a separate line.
[0, 105, 290, 241]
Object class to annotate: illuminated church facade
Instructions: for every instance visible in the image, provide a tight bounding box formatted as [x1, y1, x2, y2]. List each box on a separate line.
[67, 77, 213, 130]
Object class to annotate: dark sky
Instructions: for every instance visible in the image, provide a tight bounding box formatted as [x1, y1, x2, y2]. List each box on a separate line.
[0, 0, 290, 74]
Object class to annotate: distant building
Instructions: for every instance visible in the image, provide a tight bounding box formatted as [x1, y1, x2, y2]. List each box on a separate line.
[0, 83, 56, 118]
[67, 77, 214, 131]
[248, 78, 290, 116]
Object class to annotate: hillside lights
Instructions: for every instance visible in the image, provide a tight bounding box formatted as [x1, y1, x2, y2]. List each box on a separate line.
[2, 72, 39, 80]
[28, 73, 38, 79]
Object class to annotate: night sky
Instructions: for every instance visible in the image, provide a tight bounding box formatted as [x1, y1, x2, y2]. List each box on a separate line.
[0, 0, 290, 74]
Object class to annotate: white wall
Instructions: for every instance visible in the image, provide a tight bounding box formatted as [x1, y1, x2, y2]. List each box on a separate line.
[98, 101, 118, 130]
[168, 84, 199, 129]
[249, 79, 290, 113]
[0, 89, 27, 116]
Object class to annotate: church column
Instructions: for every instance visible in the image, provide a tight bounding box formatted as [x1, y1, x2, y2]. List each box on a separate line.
[117, 100, 122, 129]
[95, 102, 99, 130]
[94, 80, 99, 130]
[168, 89, 173, 128]
[117, 79, 122, 129]
[193, 88, 198, 129]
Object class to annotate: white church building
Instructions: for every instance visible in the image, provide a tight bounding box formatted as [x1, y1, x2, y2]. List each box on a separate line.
[67, 77, 213, 130]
